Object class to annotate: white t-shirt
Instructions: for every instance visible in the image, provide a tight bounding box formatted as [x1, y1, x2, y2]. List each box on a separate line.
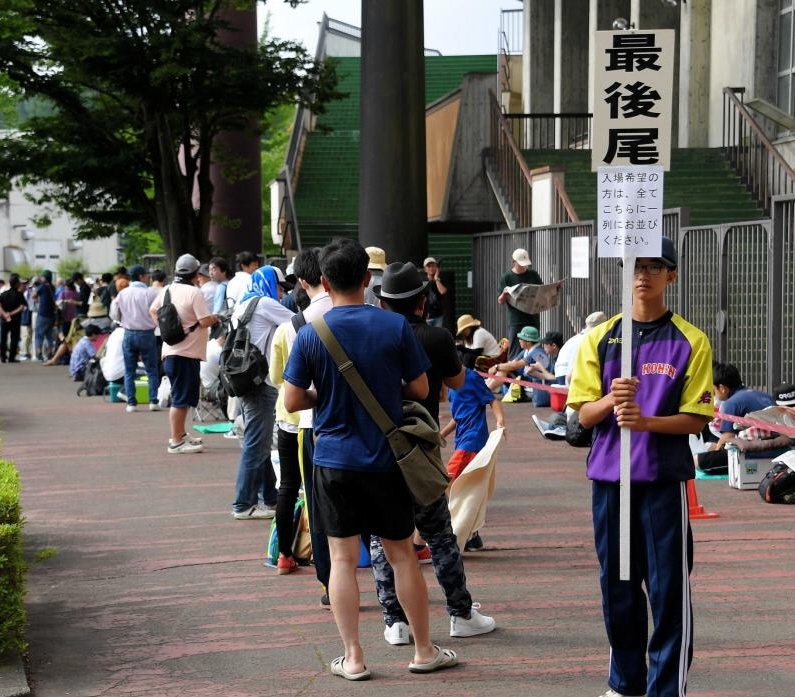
[225, 271, 252, 306]
[231, 294, 294, 387]
[465, 326, 501, 356]
[555, 330, 586, 382]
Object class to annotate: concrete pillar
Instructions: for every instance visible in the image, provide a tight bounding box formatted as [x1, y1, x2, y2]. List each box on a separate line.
[209, 4, 262, 255]
[557, 0, 589, 116]
[530, 166, 565, 226]
[523, 0, 554, 117]
[634, 0, 681, 147]
[359, 0, 427, 265]
[589, 0, 631, 112]
[679, 0, 711, 147]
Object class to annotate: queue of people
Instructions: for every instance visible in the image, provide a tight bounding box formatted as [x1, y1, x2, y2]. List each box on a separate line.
[13, 237, 780, 697]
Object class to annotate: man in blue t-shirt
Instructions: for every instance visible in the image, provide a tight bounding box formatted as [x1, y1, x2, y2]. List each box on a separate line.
[697, 361, 775, 474]
[283, 239, 458, 681]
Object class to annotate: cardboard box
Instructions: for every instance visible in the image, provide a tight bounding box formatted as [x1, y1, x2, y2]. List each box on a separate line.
[727, 448, 769, 490]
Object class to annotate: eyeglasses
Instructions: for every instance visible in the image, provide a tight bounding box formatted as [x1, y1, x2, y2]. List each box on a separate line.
[633, 263, 667, 276]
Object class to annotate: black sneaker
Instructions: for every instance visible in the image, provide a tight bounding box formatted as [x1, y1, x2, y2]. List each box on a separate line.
[320, 593, 330, 608]
[464, 532, 483, 551]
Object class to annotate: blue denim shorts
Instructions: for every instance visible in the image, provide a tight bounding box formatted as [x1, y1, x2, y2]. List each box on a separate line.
[163, 355, 200, 408]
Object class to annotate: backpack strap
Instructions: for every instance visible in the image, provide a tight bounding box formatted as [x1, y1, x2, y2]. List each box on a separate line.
[291, 310, 306, 332]
[238, 296, 260, 326]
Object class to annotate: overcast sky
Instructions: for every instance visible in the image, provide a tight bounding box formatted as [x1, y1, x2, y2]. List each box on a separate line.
[259, 0, 521, 56]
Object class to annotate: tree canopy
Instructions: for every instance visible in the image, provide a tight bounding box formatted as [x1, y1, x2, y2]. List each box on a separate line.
[0, 0, 339, 263]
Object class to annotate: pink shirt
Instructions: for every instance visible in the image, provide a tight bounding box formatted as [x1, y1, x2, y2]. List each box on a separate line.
[149, 283, 211, 361]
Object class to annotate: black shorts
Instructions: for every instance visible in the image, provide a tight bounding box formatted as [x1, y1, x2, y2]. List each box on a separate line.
[313, 465, 415, 540]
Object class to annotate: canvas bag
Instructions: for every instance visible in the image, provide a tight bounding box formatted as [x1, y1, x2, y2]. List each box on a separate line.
[314, 317, 449, 507]
[219, 297, 268, 397]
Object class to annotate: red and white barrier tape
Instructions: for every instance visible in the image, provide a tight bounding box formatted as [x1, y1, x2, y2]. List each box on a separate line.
[477, 371, 795, 438]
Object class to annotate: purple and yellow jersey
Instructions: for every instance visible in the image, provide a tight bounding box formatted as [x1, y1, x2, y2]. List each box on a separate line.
[567, 311, 713, 482]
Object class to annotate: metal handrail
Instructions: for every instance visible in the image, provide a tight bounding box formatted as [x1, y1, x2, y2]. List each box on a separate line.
[503, 112, 592, 150]
[488, 90, 533, 227]
[722, 86, 795, 214]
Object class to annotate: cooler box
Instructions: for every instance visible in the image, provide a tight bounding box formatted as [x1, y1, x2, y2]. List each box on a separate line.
[727, 449, 769, 490]
[134, 379, 150, 405]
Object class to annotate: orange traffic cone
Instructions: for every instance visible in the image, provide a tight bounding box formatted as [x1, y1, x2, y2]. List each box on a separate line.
[687, 479, 720, 519]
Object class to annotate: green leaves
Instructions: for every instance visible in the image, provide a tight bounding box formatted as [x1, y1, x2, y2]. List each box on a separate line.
[0, 0, 340, 259]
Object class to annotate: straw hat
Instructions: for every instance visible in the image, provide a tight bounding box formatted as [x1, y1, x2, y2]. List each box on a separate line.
[365, 246, 387, 271]
[456, 314, 481, 335]
[87, 296, 108, 318]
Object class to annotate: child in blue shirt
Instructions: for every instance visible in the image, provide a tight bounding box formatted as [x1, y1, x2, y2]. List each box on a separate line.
[441, 368, 505, 551]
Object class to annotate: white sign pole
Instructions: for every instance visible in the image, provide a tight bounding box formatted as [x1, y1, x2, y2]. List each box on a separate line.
[619, 260, 634, 581]
[593, 28, 674, 581]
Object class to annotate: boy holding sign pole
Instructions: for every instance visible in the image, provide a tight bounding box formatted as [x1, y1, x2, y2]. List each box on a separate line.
[566, 237, 713, 697]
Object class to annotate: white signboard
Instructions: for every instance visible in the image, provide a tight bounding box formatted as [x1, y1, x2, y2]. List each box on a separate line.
[592, 30, 675, 172]
[597, 165, 664, 259]
[570, 236, 590, 278]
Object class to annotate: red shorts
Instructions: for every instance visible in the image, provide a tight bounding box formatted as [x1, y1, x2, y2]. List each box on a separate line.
[446, 449, 478, 481]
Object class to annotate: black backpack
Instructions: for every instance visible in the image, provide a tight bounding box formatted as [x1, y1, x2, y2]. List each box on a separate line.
[77, 357, 108, 397]
[157, 286, 198, 346]
[219, 297, 268, 397]
[758, 460, 795, 504]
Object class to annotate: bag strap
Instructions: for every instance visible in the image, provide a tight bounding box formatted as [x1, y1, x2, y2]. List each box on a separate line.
[238, 296, 260, 327]
[313, 316, 396, 436]
[291, 310, 306, 332]
[165, 283, 200, 334]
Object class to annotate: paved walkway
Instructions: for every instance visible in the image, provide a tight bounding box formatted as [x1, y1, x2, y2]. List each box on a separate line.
[1, 362, 794, 696]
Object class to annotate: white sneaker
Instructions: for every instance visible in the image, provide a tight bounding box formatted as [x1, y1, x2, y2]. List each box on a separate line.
[125, 404, 137, 413]
[167, 439, 204, 454]
[383, 621, 410, 646]
[232, 504, 275, 520]
[598, 691, 646, 697]
[181, 432, 203, 446]
[149, 403, 161, 412]
[449, 602, 496, 637]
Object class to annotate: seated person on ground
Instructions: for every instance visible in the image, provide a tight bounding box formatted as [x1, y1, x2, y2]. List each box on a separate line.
[69, 324, 104, 381]
[696, 362, 776, 475]
[455, 314, 505, 370]
[522, 331, 564, 408]
[485, 325, 546, 395]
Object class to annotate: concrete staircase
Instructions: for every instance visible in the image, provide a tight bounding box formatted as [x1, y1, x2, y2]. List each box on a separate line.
[522, 148, 764, 226]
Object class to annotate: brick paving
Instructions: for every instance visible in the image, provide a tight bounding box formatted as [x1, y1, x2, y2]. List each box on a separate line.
[1, 361, 794, 696]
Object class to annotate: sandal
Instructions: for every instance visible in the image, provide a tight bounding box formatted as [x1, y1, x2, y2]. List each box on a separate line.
[408, 645, 458, 673]
[330, 656, 371, 681]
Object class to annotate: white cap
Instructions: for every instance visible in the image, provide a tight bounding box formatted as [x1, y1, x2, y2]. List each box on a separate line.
[512, 248, 532, 267]
[585, 311, 607, 329]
